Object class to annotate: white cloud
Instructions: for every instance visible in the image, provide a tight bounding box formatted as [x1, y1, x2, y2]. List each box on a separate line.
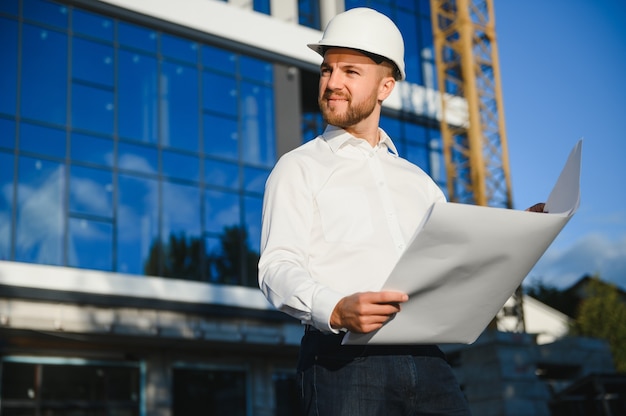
[526, 233, 626, 290]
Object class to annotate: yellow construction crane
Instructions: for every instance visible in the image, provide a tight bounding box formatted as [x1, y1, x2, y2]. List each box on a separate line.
[430, 0, 525, 332]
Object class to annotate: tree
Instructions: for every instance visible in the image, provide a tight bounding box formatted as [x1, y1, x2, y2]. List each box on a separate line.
[525, 277, 580, 317]
[572, 276, 626, 372]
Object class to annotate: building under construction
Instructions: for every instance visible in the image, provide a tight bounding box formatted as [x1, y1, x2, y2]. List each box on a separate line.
[0, 0, 620, 415]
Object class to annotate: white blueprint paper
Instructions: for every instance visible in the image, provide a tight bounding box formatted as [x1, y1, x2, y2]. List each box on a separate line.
[343, 140, 582, 345]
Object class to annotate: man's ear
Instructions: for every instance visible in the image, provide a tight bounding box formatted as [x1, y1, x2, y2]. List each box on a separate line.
[378, 76, 396, 102]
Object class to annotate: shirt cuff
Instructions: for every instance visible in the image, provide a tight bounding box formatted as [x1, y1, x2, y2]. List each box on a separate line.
[311, 287, 346, 333]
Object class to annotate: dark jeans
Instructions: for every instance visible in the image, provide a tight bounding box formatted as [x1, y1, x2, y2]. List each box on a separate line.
[297, 330, 472, 416]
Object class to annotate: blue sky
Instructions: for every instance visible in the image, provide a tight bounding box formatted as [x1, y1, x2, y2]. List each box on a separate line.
[494, 1, 626, 290]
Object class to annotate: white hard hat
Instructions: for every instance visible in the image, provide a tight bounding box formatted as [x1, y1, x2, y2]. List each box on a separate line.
[307, 8, 406, 81]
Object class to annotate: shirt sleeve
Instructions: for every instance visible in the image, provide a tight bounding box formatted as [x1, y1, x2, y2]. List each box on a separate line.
[258, 154, 345, 332]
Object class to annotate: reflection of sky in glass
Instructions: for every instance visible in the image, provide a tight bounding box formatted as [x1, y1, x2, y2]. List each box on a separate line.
[70, 133, 114, 167]
[72, 37, 114, 87]
[23, 0, 68, 28]
[0, 152, 13, 260]
[15, 157, 65, 265]
[117, 174, 158, 274]
[204, 113, 239, 161]
[205, 158, 239, 189]
[118, 51, 158, 143]
[244, 196, 262, 252]
[161, 62, 199, 150]
[72, 9, 113, 41]
[1, 2, 278, 282]
[241, 82, 275, 166]
[0, 118, 15, 150]
[21, 24, 67, 125]
[162, 181, 201, 239]
[205, 189, 239, 234]
[0, 18, 17, 116]
[118, 142, 158, 174]
[19, 122, 66, 159]
[68, 218, 113, 271]
[69, 166, 113, 218]
[72, 83, 114, 135]
[162, 151, 199, 182]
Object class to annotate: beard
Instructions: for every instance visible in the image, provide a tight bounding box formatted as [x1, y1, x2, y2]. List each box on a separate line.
[318, 89, 378, 129]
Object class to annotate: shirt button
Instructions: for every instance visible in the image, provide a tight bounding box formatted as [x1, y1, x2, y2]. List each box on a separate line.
[398, 244, 405, 250]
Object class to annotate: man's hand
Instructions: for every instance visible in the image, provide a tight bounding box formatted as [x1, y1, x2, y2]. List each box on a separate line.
[330, 291, 408, 334]
[526, 202, 546, 213]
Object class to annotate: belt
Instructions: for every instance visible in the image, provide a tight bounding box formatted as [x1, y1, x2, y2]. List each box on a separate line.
[302, 325, 444, 359]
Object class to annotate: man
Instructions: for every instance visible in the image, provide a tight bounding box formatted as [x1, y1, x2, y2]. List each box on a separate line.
[259, 7, 472, 416]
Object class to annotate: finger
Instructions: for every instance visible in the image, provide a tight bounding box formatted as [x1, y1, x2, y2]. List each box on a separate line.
[368, 291, 409, 304]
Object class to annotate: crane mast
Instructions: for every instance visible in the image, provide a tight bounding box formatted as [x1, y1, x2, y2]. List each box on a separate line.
[430, 0, 524, 332]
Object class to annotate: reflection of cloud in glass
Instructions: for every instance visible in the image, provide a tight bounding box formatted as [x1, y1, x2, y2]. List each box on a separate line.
[162, 181, 200, 238]
[205, 190, 240, 234]
[70, 176, 112, 215]
[16, 165, 64, 264]
[0, 183, 12, 258]
[118, 153, 157, 174]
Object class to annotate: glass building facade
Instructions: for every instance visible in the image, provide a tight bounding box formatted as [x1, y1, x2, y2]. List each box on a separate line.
[0, 0, 446, 414]
[0, 0, 443, 286]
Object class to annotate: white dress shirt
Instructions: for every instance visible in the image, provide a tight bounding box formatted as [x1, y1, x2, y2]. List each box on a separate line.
[258, 125, 446, 332]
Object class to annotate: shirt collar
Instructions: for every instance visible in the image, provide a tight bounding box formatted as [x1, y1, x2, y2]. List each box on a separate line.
[322, 125, 399, 157]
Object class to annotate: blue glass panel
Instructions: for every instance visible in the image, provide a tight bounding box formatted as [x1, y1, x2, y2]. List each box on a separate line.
[162, 150, 199, 182]
[243, 166, 268, 194]
[380, 116, 403, 155]
[15, 156, 65, 265]
[244, 195, 262, 252]
[420, 15, 434, 50]
[0, 0, 18, 15]
[117, 174, 158, 274]
[202, 44, 237, 74]
[203, 71, 238, 116]
[68, 218, 113, 271]
[0, 151, 13, 260]
[0, 18, 18, 116]
[118, 21, 157, 53]
[21, 24, 67, 125]
[162, 33, 198, 64]
[162, 180, 201, 237]
[118, 50, 158, 143]
[161, 62, 199, 151]
[397, 10, 421, 84]
[70, 133, 113, 167]
[72, 83, 114, 135]
[72, 9, 113, 42]
[253, 0, 270, 14]
[427, 127, 444, 182]
[204, 189, 239, 234]
[205, 158, 239, 189]
[203, 114, 238, 161]
[405, 141, 429, 171]
[405, 122, 427, 144]
[240, 56, 272, 84]
[69, 165, 113, 217]
[118, 141, 158, 175]
[19, 122, 66, 159]
[396, 0, 417, 12]
[240, 82, 275, 166]
[72, 38, 114, 87]
[419, 0, 431, 16]
[204, 235, 221, 283]
[298, 0, 321, 29]
[23, 0, 68, 28]
[161, 182, 203, 280]
[0, 118, 16, 149]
